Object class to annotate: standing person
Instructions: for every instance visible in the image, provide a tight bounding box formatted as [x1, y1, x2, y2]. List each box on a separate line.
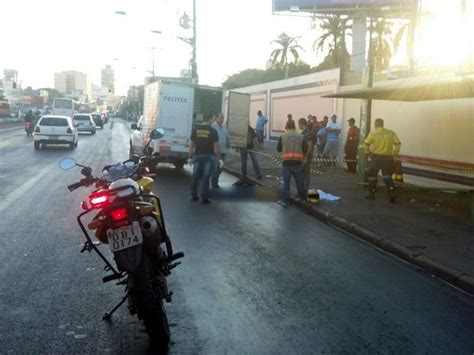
[285, 113, 294, 130]
[344, 117, 360, 173]
[277, 120, 308, 206]
[189, 115, 221, 204]
[211, 112, 230, 188]
[298, 118, 313, 192]
[364, 118, 401, 203]
[316, 116, 328, 158]
[234, 125, 263, 186]
[255, 110, 268, 149]
[323, 114, 341, 167]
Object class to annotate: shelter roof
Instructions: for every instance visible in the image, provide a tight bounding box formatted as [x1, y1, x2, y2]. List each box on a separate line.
[323, 75, 474, 101]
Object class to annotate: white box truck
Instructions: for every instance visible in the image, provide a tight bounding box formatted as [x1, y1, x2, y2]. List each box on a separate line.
[130, 81, 250, 168]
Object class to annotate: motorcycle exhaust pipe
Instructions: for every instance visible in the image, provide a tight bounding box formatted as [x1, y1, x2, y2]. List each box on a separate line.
[139, 216, 158, 237]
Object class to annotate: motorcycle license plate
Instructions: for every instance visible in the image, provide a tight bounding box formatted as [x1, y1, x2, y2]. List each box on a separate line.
[106, 221, 143, 252]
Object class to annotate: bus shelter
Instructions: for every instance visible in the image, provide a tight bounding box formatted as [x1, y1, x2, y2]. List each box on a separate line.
[323, 75, 474, 219]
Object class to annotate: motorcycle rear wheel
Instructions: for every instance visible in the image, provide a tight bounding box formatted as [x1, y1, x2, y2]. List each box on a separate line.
[132, 255, 170, 352]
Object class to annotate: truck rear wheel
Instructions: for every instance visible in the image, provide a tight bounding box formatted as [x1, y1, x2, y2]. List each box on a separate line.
[129, 144, 138, 163]
[173, 160, 186, 169]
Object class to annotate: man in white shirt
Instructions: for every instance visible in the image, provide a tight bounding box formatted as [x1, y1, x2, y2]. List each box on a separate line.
[211, 113, 230, 188]
[323, 113, 341, 167]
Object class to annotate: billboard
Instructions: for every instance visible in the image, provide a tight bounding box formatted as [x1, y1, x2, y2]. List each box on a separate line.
[273, 0, 416, 12]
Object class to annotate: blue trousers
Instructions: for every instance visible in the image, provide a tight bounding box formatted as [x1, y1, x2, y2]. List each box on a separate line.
[211, 154, 226, 187]
[240, 149, 261, 178]
[282, 164, 306, 202]
[191, 155, 215, 199]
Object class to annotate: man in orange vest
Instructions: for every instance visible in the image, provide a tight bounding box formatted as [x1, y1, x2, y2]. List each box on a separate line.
[277, 120, 308, 207]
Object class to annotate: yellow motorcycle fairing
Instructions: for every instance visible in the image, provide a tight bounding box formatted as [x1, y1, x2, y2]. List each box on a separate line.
[137, 176, 154, 192]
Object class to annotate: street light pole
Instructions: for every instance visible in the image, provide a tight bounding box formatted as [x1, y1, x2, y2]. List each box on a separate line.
[192, 0, 198, 84]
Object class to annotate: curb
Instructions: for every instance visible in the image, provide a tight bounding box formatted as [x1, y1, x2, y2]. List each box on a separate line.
[223, 166, 474, 296]
[0, 120, 23, 129]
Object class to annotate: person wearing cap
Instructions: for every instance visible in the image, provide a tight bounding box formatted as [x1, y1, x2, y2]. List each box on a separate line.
[344, 117, 360, 173]
[322, 113, 341, 167]
[364, 118, 401, 203]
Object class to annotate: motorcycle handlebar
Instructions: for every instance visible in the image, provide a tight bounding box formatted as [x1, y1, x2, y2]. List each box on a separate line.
[67, 181, 84, 192]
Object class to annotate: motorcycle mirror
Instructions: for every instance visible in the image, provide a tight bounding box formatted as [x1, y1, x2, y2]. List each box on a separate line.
[150, 128, 165, 140]
[59, 158, 77, 170]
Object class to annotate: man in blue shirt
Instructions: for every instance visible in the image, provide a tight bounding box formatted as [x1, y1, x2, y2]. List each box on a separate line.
[255, 110, 268, 149]
[211, 113, 230, 188]
[323, 114, 341, 167]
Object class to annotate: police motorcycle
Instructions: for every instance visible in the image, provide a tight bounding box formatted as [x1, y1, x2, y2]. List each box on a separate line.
[59, 128, 184, 351]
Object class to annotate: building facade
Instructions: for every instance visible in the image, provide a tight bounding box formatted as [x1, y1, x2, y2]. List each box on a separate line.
[101, 65, 115, 94]
[54, 70, 90, 102]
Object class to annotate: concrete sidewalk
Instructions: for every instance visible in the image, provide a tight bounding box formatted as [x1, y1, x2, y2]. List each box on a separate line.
[0, 118, 23, 129]
[223, 141, 474, 294]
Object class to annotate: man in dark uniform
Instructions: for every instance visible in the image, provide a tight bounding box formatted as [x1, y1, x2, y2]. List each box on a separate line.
[188, 115, 221, 204]
[344, 117, 360, 173]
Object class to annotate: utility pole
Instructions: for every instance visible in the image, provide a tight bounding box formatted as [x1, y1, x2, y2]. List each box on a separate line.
[192, 0, 198, 83]
[145, 47, 158, 82]
[179, 0, 198, 83]
[356, 7, 375, 185]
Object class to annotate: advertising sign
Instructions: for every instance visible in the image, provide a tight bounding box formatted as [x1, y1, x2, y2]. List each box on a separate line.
[273, 0, 415, 12]
[227, 92, 251, 149]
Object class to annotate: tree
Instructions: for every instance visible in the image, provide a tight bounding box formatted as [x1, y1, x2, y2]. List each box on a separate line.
[39, 88, 64, 105]
[222, 62, 316, 90]
[314, 15, 351, 68]
[370, 19, 394, 72]
[370, 19, 410, 72]
[222, 69, 267, 89]
[270, 33, 303, 79]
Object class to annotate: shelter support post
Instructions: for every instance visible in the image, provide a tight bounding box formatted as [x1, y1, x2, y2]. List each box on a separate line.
[357, 98, 372, 184]
[470, 190, 474, 221]
[356, 10, 374, 185]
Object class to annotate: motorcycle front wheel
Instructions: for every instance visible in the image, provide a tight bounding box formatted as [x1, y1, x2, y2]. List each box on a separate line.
[132, 255, 170, 352]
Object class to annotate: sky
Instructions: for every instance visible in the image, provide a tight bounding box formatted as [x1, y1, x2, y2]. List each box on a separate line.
[0, 0, 317, 95]
[0, 0, 472, 95]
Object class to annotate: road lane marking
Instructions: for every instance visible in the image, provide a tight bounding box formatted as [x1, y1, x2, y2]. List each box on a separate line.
[0, 163, 55, 214]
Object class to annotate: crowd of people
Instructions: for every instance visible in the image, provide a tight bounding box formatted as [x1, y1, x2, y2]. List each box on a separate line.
[188, 110, 401, 206]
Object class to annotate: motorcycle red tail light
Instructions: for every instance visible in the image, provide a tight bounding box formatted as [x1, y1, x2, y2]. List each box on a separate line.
[145, 166, 151, 174]
[110, 208, 128, 222]
[89, 192, 110, 208]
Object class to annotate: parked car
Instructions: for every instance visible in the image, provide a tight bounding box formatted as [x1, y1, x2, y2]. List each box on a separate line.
[91, 113, 104, 129]
[73, 113, 96, 134]
[33, 115, 78, 150]
[101, 113, 109, 124]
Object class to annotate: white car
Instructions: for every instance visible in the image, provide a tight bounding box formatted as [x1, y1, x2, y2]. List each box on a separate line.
[33, 115, 78, 150]
[73, 113, 96, 134]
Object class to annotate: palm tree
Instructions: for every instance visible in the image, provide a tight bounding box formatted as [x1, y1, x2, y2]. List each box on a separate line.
[270, 33, 303, 79]
[370, 19, 394, 72]
[314, 15, 351, 68]
[370, 19, 411, 72]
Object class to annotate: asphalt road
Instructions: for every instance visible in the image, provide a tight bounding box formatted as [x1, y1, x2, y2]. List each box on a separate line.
[1, 120, 473, 354]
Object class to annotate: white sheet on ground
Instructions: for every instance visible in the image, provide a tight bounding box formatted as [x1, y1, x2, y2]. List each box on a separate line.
[317, 189, 341, 201]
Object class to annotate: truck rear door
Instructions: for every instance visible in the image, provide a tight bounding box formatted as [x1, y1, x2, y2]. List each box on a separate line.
[227, 91, 251, 149]
[156, 83, 194, 153]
